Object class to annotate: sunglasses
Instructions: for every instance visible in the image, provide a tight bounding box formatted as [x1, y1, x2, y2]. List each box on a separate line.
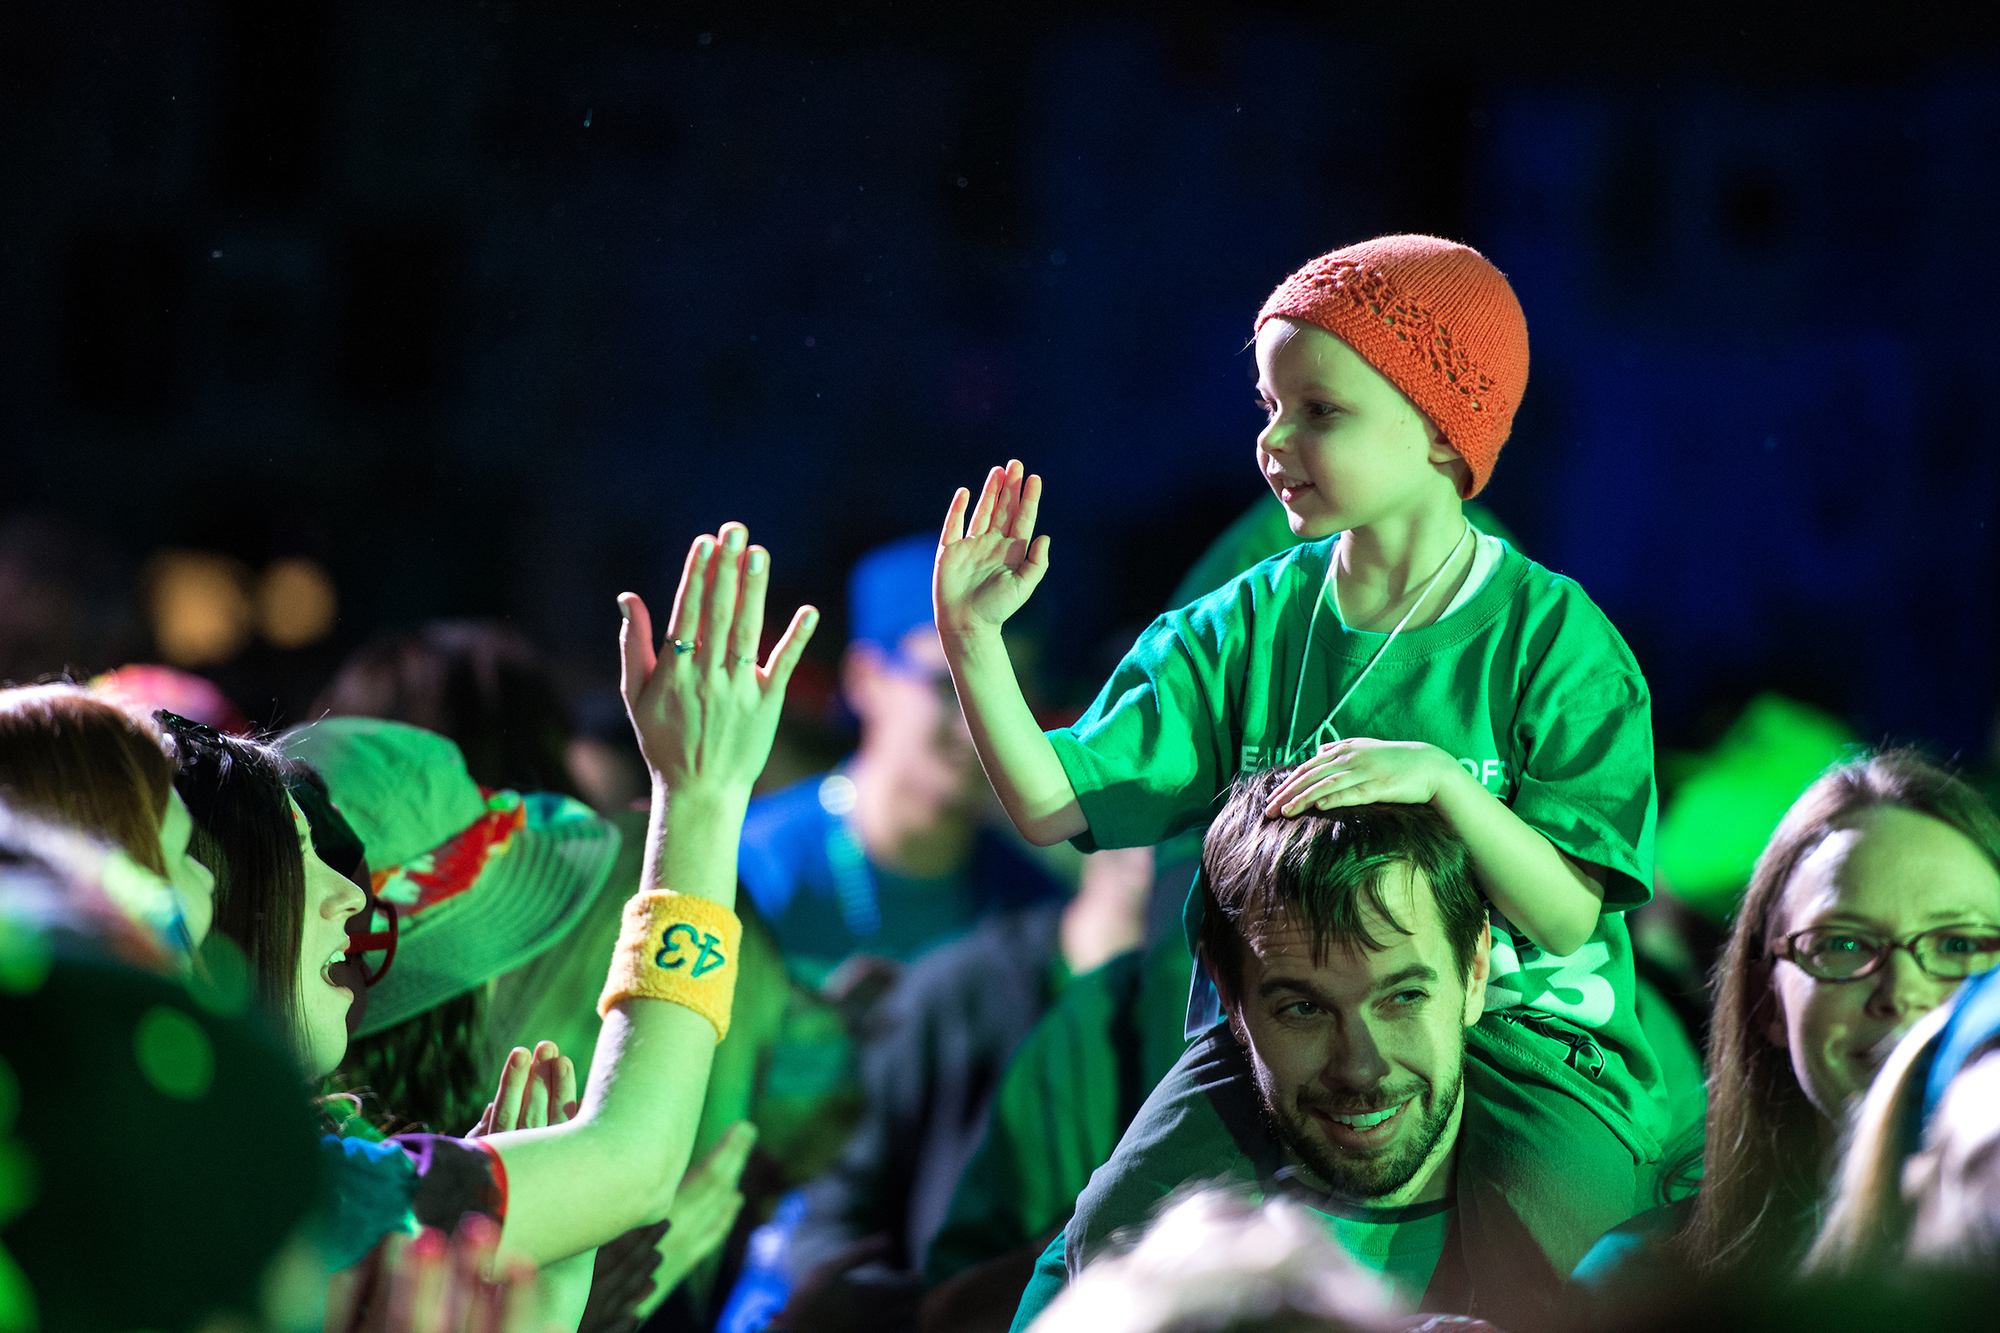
[345, 892, 399, 987]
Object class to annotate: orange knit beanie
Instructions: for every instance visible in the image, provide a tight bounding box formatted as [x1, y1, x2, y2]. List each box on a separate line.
[1255, 235, 1529, 498]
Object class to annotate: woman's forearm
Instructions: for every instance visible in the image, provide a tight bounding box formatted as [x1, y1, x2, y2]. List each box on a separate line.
[492, 781, 747, 1263]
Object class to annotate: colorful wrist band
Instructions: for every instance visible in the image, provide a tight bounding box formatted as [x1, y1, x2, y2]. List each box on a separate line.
[597, 891, 743, 1042]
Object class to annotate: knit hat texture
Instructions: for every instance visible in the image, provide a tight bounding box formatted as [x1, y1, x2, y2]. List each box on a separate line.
[1256, 235, 1529, 498]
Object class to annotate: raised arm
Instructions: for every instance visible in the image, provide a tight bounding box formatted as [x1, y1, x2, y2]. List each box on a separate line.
[934, 460, 1086, 846]
[487, 522, 817, 1266]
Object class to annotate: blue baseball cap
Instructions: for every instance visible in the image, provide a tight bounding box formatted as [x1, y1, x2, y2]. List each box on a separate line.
[848, 534, 938, 660]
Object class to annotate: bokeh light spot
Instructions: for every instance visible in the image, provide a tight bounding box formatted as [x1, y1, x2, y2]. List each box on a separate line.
[0, 920, 50, 997]
[144, 551, 256, 667]
[258, 557, 338, 649]
[133, 1004, 215, 1101]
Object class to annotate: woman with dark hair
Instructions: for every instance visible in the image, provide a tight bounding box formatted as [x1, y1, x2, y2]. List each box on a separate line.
[162, 717, 374, 1076]
[0, 683, 217, 953]
[166, 524, 817, 1321]
[1576, 748, 2000, 1290]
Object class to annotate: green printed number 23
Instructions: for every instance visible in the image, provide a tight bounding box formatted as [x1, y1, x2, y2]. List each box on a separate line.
[657, 923, 728, 978]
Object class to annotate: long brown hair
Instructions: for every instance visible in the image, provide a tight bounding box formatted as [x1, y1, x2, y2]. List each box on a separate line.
[1677, 748, 2000, 1272]
[0, 684, 174, 876]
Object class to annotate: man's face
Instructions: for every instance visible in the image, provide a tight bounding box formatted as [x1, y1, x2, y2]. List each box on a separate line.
[1222, 865, 1489, 1204]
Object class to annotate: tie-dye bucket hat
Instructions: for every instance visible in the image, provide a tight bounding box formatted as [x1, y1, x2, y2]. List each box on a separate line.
[280, 717, 621, 1037]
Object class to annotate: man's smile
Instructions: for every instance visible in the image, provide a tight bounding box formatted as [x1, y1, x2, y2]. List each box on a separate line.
[1308, 1095, 1415, 1151]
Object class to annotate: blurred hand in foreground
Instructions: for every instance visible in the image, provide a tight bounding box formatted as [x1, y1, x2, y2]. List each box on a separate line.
[325, 1215, 559, 1333]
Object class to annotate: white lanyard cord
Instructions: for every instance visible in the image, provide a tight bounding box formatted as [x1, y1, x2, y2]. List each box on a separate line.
[1284, 522, 1473, 756]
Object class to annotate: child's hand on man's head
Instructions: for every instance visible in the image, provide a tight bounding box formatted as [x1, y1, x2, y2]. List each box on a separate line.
[1264, 738, 1462, 818]
[935, 458, 1051, 640]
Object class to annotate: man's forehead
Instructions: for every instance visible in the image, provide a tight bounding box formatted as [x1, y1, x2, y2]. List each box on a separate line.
[1241, 874, 1451, 977]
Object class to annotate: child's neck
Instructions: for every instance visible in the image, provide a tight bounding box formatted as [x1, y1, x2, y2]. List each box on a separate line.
[1334, 500, 1473, 633]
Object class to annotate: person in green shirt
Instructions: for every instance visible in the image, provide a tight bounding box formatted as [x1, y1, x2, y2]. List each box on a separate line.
[930, 235, 1672, 1320]
[1028, 773, 1653, 1331]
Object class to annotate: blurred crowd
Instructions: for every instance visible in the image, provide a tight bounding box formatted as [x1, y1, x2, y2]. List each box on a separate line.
[6, 234, 2000, 1333]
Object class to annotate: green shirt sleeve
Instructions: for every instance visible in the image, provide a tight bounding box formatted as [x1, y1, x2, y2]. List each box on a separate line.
[1009, 1231, 1071, 1332]
[1047, 609, 1236, 855]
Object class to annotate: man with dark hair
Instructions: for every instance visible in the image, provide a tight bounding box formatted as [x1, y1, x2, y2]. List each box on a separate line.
[1197, 787, 1490, 1213]
[1012, 766, 1670, 1332]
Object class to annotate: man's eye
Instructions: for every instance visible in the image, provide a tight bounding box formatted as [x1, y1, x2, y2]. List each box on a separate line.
[1388, 990, 1427, 1005]
[1281, 999, 1320, 1018]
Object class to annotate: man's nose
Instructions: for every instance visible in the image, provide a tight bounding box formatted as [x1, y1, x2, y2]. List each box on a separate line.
[1318, 1017, 1391, 1092]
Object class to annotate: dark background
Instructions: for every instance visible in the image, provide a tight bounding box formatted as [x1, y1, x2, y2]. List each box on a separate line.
[4, 2, 1998, 761]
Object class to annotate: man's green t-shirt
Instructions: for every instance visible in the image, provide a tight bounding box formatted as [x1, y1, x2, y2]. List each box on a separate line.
[1047, 536, 1666, 1141]
[1306, 1195, 1454, 1305]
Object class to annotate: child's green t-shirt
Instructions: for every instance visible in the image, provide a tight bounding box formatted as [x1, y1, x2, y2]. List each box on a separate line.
[1047, 536, 1666, 1141]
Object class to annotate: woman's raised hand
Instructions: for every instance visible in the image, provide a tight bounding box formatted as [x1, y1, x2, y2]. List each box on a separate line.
[618, 523, 818, 800]
[935, 459, 1050, 641]
[469, 1042, 578, 1137]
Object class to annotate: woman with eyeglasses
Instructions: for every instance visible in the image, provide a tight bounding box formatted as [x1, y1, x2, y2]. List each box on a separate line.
[1574, 748, 2000, 1298]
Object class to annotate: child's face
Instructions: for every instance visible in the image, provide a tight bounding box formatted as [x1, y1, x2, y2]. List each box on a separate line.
[158, 786, 216, 947]
[1254, 318, 1463, 540]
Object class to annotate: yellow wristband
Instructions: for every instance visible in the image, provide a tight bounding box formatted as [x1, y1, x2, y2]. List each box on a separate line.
[597, 891, 743, 1042]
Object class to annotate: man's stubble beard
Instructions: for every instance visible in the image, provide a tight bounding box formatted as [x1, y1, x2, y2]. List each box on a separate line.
[1259, 1061, 1464, 1202]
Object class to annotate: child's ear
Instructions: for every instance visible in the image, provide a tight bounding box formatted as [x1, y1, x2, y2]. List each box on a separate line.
[1423, 417, 1471, 493]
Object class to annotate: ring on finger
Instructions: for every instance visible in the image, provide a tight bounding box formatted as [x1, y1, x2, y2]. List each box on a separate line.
[730, 654, 756, 667]
[670, 639, 696, 655]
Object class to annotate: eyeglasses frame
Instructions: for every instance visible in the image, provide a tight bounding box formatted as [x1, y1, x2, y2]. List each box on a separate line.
[1770, 922, 2000, 983]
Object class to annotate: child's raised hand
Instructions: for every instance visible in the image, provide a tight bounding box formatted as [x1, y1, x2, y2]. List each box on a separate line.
[935, 459, 1051, 639]
[618, 523, 818, 800]
[1264, 739, 1461, 818]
